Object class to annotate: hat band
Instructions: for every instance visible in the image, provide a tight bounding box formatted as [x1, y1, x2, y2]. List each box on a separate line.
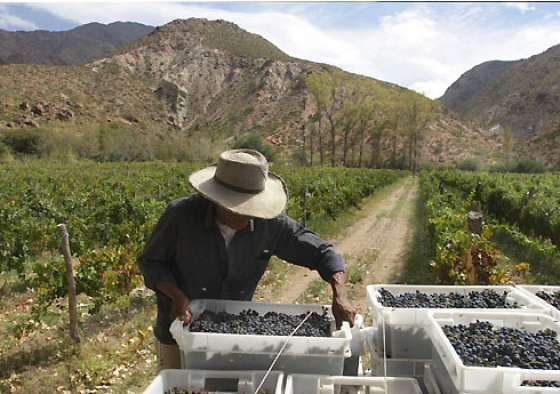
[214, 175, 263, 194]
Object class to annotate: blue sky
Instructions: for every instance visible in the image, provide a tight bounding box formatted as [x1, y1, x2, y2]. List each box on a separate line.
[2, 2, 560, 98]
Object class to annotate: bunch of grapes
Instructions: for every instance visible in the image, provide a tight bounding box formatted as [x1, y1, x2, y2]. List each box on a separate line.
[378, 288, 518, 309]
[189, 309, 331, 337]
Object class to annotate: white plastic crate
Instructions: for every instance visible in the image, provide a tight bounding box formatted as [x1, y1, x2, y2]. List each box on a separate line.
[423, 364, 442, 394]
[142, 369, 284, 394]
[367, 284, 546, 359]
[428, 310, 560, 394]
[285, 374, 423, 394]
[363, 327, 428, 378]
[170, 299, 352, 375]
[504, 370, 560, 393]
[518, 285, 560, 320]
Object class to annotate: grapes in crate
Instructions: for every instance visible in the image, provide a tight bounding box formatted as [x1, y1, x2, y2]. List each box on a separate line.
[442, 321, 560, 369]
[188, 309, 330, 337]
[522, 380, 560, 388]
[378, 288, 518, 308]
[165, 389, 269, 394]
[536, 291, 560, 310]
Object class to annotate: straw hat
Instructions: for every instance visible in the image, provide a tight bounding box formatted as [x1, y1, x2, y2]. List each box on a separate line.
[189, 149, 288, 219]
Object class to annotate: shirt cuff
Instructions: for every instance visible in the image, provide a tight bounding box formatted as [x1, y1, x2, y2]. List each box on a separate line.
[317, 249, 345, 281]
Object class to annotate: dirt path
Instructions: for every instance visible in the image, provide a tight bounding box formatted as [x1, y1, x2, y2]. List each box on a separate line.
[274, 177, 418, 309]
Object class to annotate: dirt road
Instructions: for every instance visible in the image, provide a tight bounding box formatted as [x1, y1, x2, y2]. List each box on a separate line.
[272, 177, 418, 311]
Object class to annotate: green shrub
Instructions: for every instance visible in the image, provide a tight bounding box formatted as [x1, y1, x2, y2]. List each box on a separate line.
[490, 159, 548, 174]
[456, 158, 480, 171]
[233, 134, 276, 162]
[1, 128, 44, 155]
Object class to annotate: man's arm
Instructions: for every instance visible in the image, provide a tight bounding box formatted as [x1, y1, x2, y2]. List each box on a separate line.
[138, 202, 192, 322]
[330, 272, 356, 329]
[271, 215, 357, 327]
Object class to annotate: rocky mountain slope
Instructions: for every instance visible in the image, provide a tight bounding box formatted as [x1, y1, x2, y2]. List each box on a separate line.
[440, 60, 518, 116]
[0, 18, 497, 165]
[102, 18, 497, 164]
[440, 45, 560, 139]
[0, 22, 153, 65]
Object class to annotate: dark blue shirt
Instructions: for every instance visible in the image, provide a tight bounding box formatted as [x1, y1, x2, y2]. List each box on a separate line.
[138, 194, 345, 344]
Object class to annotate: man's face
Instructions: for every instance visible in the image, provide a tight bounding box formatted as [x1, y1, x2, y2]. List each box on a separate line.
[216, 206, 251, 231]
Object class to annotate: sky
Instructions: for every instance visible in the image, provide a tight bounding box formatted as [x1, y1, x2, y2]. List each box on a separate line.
[2, 2, 560, 98]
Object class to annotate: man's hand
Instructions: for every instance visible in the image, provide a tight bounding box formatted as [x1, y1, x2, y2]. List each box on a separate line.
[330, 272, 357, 329]
[157, 281, 192, 323]
[171, 293, 192, 323]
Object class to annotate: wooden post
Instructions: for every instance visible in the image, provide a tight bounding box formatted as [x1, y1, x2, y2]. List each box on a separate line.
[303, 184, 309, 227]
[465, 207, 483, 284]
[57, 224, 80, 343]
[468, 210, 483, 235]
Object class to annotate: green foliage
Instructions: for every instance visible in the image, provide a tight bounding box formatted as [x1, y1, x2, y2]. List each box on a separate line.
[347, 268, 363, 284]
[0, 161, 405, 313]
[456, 158, 480, 172]
[0, 128, 45, 155]
[0, 140, 14, 162]
[421, 169, 560, 284]
[490, 159, 548, 173]
[232, 134, 276, 162]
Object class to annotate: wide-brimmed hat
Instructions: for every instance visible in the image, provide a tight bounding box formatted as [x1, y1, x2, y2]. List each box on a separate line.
[189, 149, 288, 219]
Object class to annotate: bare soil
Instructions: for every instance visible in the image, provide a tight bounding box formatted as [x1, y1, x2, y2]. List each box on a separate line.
[272, 177, 418, 311]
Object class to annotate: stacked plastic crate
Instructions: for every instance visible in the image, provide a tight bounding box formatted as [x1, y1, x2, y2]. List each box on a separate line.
[143, 298, 423, 394]
[365, 285, 555, 394]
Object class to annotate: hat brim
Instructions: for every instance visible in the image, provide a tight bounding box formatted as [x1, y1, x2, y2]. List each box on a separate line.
[189, 166, 288, 219]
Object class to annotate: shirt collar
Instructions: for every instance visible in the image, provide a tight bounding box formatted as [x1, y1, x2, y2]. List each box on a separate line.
[204, 200, 254, 232]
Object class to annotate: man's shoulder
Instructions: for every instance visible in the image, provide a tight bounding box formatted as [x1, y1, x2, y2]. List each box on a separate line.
[167, 194, 209, 215]
[260, 213, 296, 229]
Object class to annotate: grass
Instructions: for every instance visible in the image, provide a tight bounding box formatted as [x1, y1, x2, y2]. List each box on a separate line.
[399, 178, 436, 284]
[0, 290, 157, 393]
[347, 268, 363, 285]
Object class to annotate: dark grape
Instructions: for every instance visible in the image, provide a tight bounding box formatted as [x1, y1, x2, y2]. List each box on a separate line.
[536, 291, 560, 310]
[523, 380, 560, 387]
[378, 288, 519, 308]
[188, 309, 331, 337]
[442, 321, 560, 369]
[165, 389, 269, 394]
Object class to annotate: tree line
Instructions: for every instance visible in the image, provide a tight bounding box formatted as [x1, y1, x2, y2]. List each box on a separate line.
[302, 67, 438, 172]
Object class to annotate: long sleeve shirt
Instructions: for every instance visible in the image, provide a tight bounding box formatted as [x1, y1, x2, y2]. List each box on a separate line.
[138, 194, 345, 344]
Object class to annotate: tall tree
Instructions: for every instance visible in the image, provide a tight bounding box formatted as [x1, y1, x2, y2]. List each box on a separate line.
[401, 98, 435, 174]
[305, 68, 346, 167]
[339, 96, 361, 167]
[503, 126, 513, 166]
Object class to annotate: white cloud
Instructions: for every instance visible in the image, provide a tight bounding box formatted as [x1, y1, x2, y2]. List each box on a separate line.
[0, 5, 37, 30]
[24, 3, 560, 99]
[504, 3, 536, 13]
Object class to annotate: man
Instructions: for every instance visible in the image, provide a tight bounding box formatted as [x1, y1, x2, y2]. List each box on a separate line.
[138, 149, 357, 370]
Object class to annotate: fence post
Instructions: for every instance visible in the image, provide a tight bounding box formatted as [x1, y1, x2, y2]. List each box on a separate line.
[303, 183, 309, 227]
[57, 224, 80, 343]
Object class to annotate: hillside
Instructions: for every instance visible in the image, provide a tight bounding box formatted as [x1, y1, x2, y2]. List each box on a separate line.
[0, 18, 497, 165]
[0, 22, 153, 65]
[440, 60, 518, 115]
[440, 45, 560, 139]
[102, 18, 497, 164]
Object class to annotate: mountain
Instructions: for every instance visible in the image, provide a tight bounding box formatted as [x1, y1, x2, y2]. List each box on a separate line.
[104, 18, 497, 163]
[0, 18, 497, 165]
[440, 45, 560, 138]
[440, 60, 518, 116]
[0, 22, 153, 65]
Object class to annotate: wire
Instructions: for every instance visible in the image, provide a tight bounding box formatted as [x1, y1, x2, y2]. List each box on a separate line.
[253, 311, 314, 394]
